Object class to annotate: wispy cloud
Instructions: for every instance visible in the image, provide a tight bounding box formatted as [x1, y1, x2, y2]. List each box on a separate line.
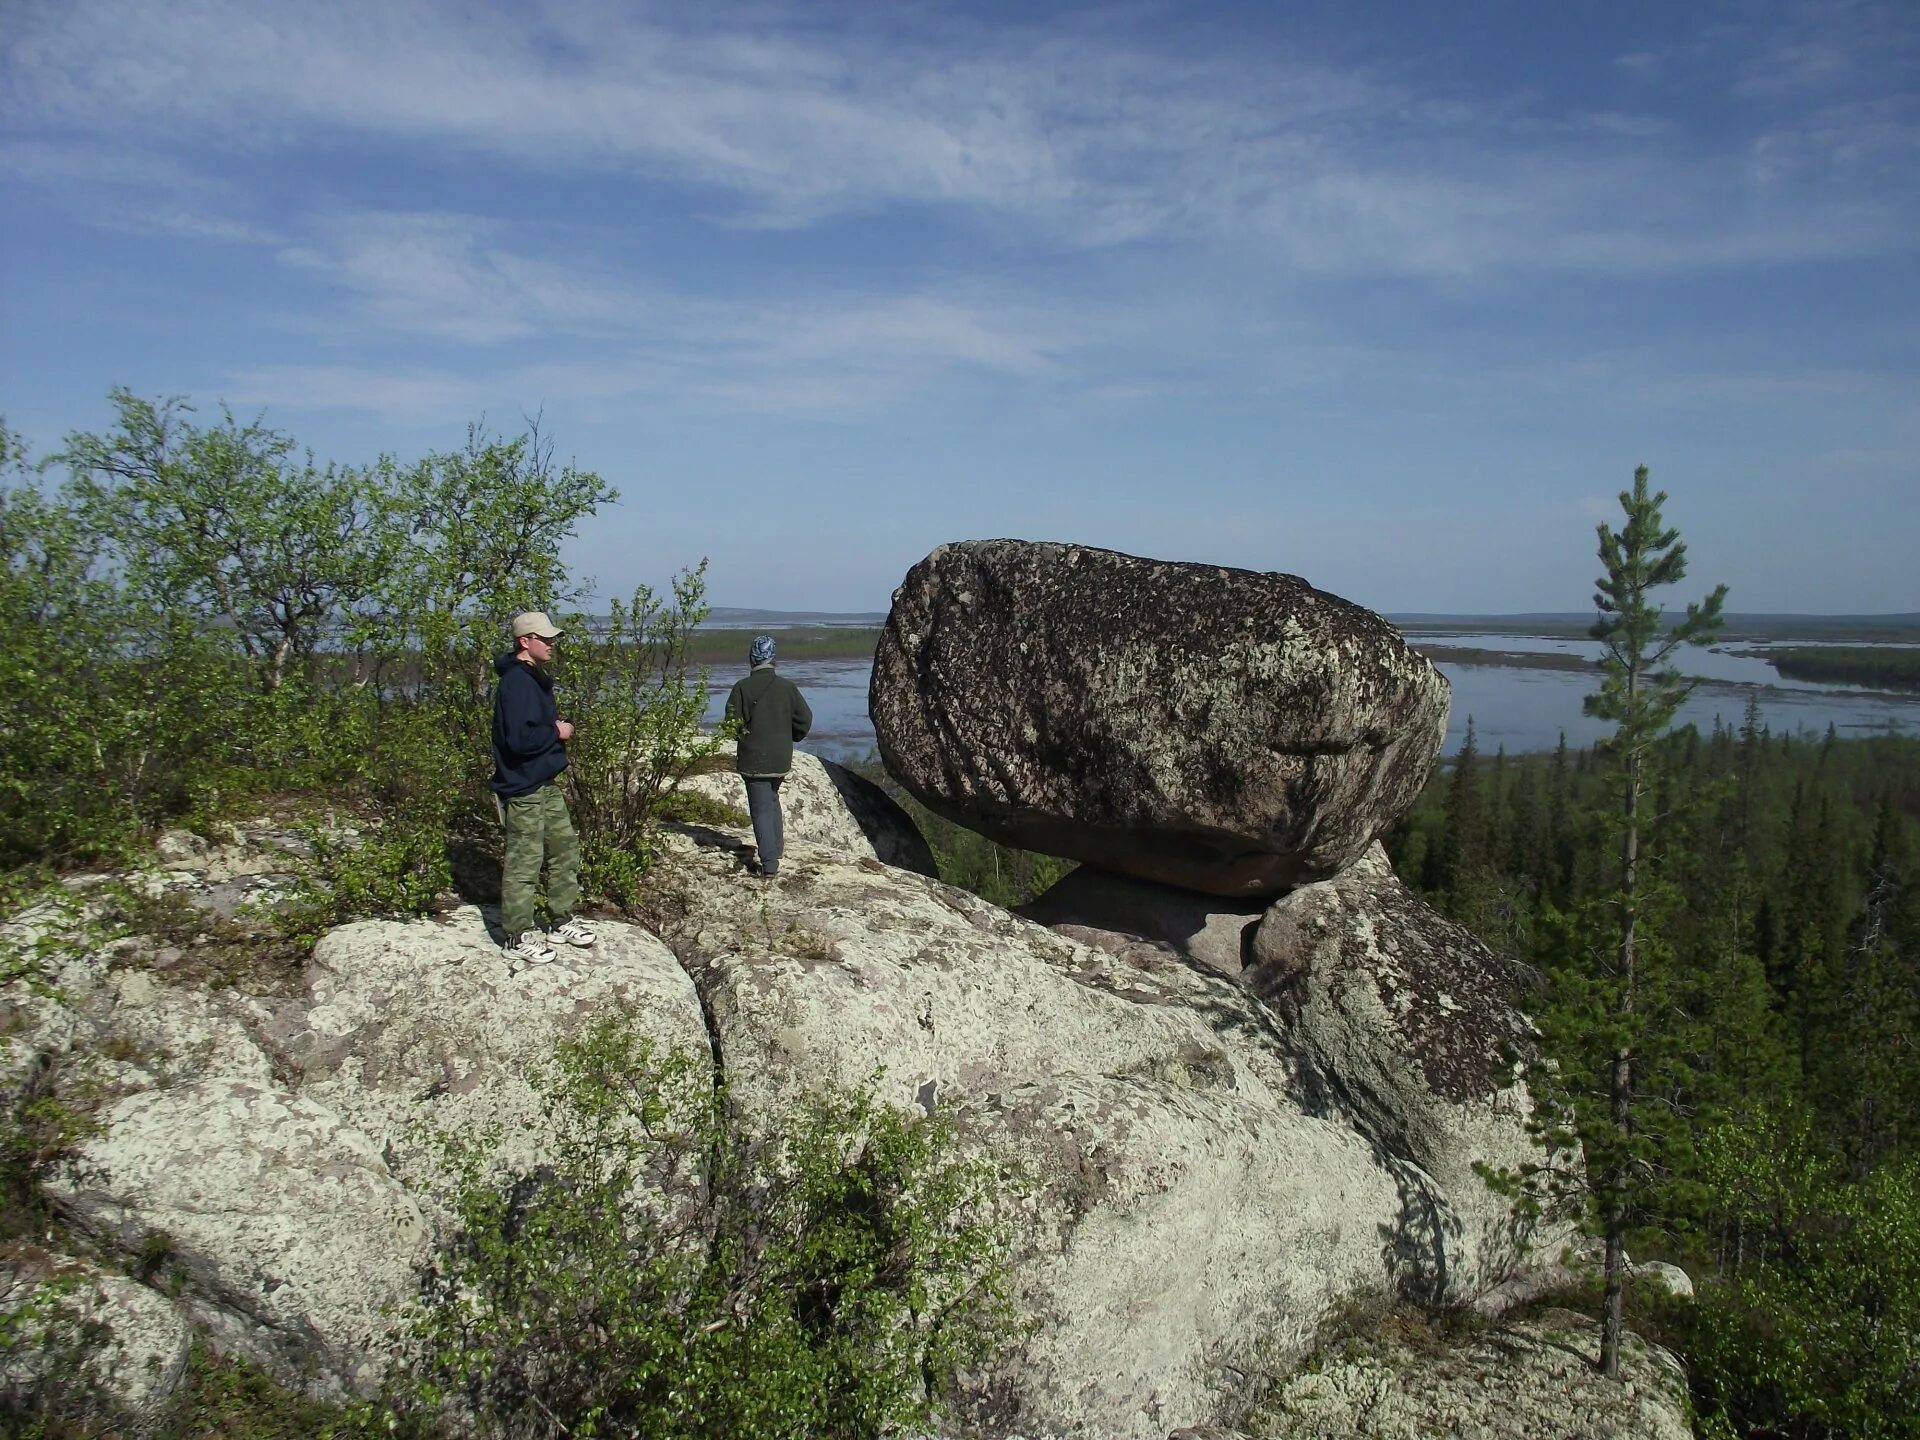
[101, 207, 281, 245]
[219, 363, 492, 424]
[6, 0, 1915, 279]
[0, 135, 279, 243]
[277, 212, 651, 344]
[219, 278, 1088, 421]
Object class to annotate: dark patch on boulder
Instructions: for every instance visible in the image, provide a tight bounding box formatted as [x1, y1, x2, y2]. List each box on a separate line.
[1245, 843, 1535, 1169]
[817, 759, 939, 877]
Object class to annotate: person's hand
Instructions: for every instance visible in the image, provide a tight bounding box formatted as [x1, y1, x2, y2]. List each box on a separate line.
[556, 719, 575, 742]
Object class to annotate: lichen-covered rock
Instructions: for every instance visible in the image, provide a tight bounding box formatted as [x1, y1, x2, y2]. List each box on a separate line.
[1017, 865, 1264, 977]
[1632, 1260, 1694, 1299]
[15, 811, 1582, 1437]
[677, 743, 936, 876]
[59, 1080, 426, 1398]
[652, 830, 1517, 1440]
[50, 906, 706, 1397]
[288, 909, 707, 1186]
[1249, 1309, 1691, 1439]
[871, 541, 1449, 898]
[0, 1249, 192, 1427]
[1245, 844, 1553, 1293]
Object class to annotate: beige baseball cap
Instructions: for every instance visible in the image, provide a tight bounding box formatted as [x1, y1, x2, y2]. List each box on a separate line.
[510, 611, 563, 640]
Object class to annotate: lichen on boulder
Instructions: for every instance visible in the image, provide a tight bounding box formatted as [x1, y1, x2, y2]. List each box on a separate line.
[1245, 842, 1557, 1296]
[870, 540, 1449, 898]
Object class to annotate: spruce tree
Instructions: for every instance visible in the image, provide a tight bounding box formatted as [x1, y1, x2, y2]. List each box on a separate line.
[1837, 797, 1920, 1169]
[1569, 466, 1727, 1375]
[1546, 732, 1574, 906]
[1428, 715, 1482, 899]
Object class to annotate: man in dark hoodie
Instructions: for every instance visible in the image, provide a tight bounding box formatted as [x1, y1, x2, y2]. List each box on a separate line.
[491, 611, 597, 964]
[723, 634, 812, 878]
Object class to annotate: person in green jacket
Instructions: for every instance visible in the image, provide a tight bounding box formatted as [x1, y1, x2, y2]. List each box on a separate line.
[724, 634, 812, 878]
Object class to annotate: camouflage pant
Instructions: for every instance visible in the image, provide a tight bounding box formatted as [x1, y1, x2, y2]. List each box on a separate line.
[499, 781, 580, 937]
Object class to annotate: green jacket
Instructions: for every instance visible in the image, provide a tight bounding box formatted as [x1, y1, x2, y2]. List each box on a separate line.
[725, 665, 813, 777]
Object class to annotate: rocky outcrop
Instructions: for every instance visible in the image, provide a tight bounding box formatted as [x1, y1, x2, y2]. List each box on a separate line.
[0, 1250, 192, 1427]
[870, 540, 1449, 898]
[1249, 1308, 1691, 1440]
[8, 785, 1568, 1439]
[63, 1080, 428, 1398]
[1010, 845, 1556, 1326]
[3, 561, 1616, 1440]
[675, 743, 937, 876]
[3, 857, 706, 1398]
[1242, 843, 1548, 1294]
[650, 831, 1540, 1438]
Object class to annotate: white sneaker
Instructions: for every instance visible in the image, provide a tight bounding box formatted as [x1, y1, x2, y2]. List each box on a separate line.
[504, 931, 557, 965]
[549, 918, 597, 948]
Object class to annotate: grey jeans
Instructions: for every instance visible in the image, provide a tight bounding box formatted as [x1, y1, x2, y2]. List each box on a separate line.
[744, 777, 785, 875]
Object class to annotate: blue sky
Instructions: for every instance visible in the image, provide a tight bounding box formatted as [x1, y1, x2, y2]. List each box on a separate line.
[2, 0, 1915, 614]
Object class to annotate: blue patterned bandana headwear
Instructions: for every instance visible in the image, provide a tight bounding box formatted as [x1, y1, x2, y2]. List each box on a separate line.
[750, 634, 776, 666]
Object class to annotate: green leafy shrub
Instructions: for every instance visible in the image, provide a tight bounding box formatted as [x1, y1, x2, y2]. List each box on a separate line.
[0, 428, 247, 867]
[390, 1012, 1023, 1439]
[4, 395, 733, 932]
[151, 1342, 399, 1440]
[1, 886, 108, 1241]
[564, 565, 724, 906]
[361, 419, 615, 808]
[0, 1088, 101, 1246]
[650, 787, 751, 829]
[305, 822, 451, 923]
[0, 1265, 125, 1439]
[1670, 1109, 1920, 1439]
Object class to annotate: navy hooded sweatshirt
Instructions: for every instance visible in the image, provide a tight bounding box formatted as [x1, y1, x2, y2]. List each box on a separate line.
[490, 652, 568, 797]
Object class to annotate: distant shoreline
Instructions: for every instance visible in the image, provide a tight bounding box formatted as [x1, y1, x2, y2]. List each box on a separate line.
[1411, 644, 1593, 673]
[1393, 615, 1920, 643]
[702, 611, 1920, 648]
[686, 628, 1920, 676]
[684, 626, 882, 664]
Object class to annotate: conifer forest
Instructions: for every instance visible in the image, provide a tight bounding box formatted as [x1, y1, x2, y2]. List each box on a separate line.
[1387, 707, 1920, 1435]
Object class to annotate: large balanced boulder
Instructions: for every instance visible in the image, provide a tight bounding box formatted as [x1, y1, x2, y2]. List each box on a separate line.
[870, 541, 1449, 898]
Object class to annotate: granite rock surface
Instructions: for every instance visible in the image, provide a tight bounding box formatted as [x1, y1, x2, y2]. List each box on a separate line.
[5, 722, 1600, 1437]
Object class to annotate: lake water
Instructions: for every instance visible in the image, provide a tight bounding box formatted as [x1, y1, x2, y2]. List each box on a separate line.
[704, 640, 1920, 761]
[703, 659, 883, 764]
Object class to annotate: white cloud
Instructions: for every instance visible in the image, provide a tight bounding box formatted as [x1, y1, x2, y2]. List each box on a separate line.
[277, 212, 651, 344]
[217, 275, 1086, 421]
[5, 0, 1914, 279]
[250, 203, 1086, 399]
[101, 206, 281, 245]
[0, 135, 278, 242]
[221, 363, 488, 423]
